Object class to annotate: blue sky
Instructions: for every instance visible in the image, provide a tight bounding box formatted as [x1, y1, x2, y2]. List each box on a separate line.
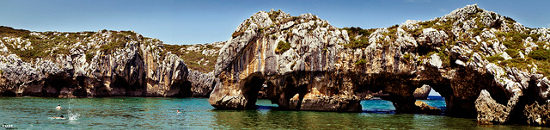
[1, 0, 549, 45]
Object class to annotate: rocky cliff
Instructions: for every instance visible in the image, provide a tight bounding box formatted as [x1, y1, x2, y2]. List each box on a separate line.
[164, 41, 224, 97]
[208, 5, 550, 126]
[0, 27, 216, 97]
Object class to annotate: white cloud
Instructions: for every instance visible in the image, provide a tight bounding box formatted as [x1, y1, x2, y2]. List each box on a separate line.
[439, 9, 447, 13]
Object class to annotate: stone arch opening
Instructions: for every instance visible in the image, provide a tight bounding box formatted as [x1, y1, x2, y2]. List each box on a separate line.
[352, 72, 421, 113]
[417, 66, 511, 117]
[255, 81, 279, 108]
[239, 73, 266, 109]
[270, 75, 311, 110]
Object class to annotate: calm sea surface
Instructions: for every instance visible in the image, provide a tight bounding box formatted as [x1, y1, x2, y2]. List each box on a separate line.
[0, 97, 545, 129]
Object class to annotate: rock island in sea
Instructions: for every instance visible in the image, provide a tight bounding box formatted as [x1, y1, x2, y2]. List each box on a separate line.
[1, 4, 550, 127]
[0, 28, 219, 98]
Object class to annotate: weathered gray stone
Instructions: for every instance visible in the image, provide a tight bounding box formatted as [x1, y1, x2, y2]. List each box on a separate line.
[0, 30, 195, 97]
[413, 85, 431, 99]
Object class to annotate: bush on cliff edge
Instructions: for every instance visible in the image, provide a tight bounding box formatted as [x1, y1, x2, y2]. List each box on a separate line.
[275, 41, 291, 54]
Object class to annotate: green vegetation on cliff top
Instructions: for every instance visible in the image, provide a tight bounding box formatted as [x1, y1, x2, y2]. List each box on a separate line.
[1, 26, 218, 73]
[340, 8, 550, 77]
[164, 44, 219, 73]
[342, 27, 375, 49]
[3, 6, 550, 76]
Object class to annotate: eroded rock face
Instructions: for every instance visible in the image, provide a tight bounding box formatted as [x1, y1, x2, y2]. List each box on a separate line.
[188, 69, 216, 97]
[475, 90, 514, 124]
[210, 10, 363, 111]
[413, 85, 431, 99]
[524, 101, 550, 126]
[0, 30, 201, 97]
[209, 5, 550, 126]
[415, 100, 442, 115]
[209, 10, 427, 112]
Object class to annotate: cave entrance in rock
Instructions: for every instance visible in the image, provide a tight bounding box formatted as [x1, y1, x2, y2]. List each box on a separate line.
[0, 90, 17, 97]
[239, 74, 268, 109]
[43, 74, 78, 97]
[414, 84, 446, 115]
[255, 81, 279, 109]
[358, 82, 447, 114]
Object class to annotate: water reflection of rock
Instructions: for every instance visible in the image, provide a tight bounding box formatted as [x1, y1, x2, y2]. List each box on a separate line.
[212, 110, 261, 128]
[213, 110, 384, 129]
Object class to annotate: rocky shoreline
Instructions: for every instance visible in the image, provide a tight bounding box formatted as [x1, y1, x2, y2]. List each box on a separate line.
[1, 4, 550, 126]
[0, 29, 215, 98]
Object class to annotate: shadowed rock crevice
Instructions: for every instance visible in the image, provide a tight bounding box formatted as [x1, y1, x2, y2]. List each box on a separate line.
[209, 6, 550, 126]
[0, 90, 16, 96]
[241, 74, 266, 109]
[447, 66, 505, 117]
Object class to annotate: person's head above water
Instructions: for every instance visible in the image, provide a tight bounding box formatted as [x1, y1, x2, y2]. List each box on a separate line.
[60, 115, 64, 118]
[58, 104, 60, 106]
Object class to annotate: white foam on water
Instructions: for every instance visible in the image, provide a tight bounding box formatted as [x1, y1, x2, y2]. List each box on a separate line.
[67, 98, 79, 121]
[68, 111, 79, 121]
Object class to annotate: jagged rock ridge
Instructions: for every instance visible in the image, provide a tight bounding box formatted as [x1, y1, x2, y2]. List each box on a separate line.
[0, 28, 215, 97]
[208, 5, 550, 126]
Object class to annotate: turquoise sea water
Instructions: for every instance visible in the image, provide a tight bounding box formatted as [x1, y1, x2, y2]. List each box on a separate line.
[0, 97, 544, 129]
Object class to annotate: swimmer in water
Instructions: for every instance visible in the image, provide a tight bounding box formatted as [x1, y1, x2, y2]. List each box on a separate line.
[56, 104, 62, 110]
[53, 115, 65, 119]
[177, 110, 181, 114]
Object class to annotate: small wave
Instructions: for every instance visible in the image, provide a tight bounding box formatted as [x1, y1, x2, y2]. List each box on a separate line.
[68, 112, 79, 120]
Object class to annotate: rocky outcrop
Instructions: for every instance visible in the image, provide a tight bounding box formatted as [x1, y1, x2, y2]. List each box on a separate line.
[413, 85, 431, 99]
[209, 10, 362, 111]
[475, 89, 521, 124]
[187, 69, 216, 97]
[524, 101, 550, 126]
[209, 5, 550, 126]
[1, 4, 549, 127]
[0, 29, 201, 97]
[415, 100, 442, 115]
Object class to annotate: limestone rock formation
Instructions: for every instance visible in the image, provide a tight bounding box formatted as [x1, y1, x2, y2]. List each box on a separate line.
[1, 3, 550, 127]
[415, 100, 442, 115]
[188, 69, 216, 97]
[475, 89, 521, 124]
[209, 4, 550, 126]
[413, 84, 431, 99]
[0, 28, 210, 97]
[164, 41, 224, 97]
[209, 10, 362, 111]
[524, 101, 550, 126]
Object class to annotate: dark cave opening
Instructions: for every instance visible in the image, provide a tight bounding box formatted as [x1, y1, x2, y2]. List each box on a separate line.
[42, 74, 77, 97]
[0, 90, 16, 97]
[241, 74, 266, 109]
[173, 80, 192, 98]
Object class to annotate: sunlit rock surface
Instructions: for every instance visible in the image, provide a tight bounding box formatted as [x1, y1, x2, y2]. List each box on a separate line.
[209, 5, 550, 126]
[0, 29, 212, 97]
